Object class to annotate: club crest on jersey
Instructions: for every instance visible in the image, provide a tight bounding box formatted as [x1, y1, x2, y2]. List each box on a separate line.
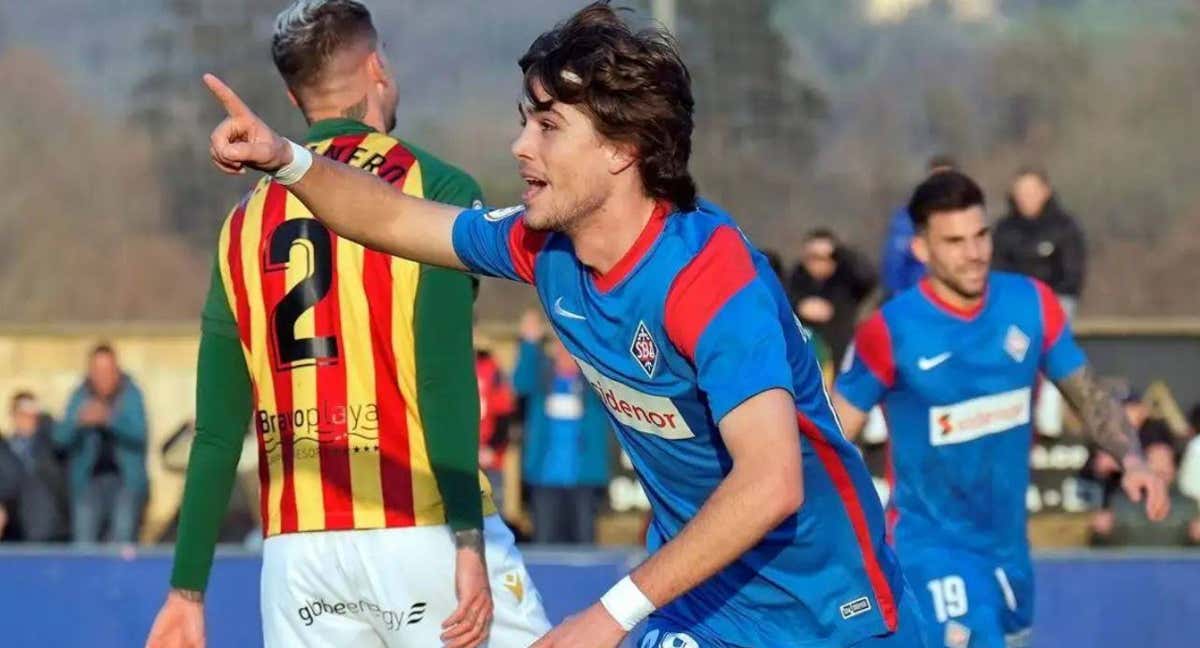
[1004, 325, 1030, 363]
[483, 205, 523, 222]
[630, 321, 659, 378]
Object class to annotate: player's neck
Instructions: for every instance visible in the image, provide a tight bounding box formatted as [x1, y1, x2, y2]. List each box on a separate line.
[926, 276, 984, 312]
[567, 192, 658, 275]
[303, 100, 388, 134]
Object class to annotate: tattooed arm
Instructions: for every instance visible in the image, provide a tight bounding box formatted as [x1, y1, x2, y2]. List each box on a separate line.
[1056, 366, 1138, 461]
[1056, 366, 1170, 521]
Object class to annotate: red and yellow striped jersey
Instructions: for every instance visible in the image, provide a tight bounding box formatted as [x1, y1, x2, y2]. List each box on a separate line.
[214, 122, 493, 536]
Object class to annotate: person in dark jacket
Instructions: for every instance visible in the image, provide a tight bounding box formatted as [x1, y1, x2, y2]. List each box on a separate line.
[993, 166, 1086, 312]
[994, 166, 1087, 436]
[0, 392, 69, 542]
[513, 310, 612, 544]
[56, 344, 148, 544]
[788, 229, 877, 365]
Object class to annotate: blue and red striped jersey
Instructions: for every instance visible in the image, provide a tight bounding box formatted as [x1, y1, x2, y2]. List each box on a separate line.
[453, 199, 903, 646]
[836, 273, 1086, 558]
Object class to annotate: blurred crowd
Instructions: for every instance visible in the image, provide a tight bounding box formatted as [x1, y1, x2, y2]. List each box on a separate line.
[2, 160, 1198, 549]
[0, 345, 148, 544]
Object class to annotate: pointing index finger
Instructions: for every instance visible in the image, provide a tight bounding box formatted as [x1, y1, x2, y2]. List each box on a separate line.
[203, 73, 253, 118]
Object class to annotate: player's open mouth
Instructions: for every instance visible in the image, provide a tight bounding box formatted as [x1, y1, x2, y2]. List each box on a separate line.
[521, 174, 548, 203]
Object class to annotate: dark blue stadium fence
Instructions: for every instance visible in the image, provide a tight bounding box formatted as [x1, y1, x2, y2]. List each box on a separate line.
[0, 547, 1197, 647]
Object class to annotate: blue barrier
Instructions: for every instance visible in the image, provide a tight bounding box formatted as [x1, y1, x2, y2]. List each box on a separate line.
[1, 546, 1197, 647]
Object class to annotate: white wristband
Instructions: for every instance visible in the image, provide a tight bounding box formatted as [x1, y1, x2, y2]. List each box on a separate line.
[273, 140, 313, 186]
[599, 576, 656, 631]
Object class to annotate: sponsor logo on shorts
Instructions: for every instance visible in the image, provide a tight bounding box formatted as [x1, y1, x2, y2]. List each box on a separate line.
[297, 598, 426, 632]
[503, 571, 525, 604]
[575, 358, 694, 440]
[641, 630, 700, 648]
[840, 596, 872, 620]
[945, 620, 972, 648]
[929, 387, 1031, 446]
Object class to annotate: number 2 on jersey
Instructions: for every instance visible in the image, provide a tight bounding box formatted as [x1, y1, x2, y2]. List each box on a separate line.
[267, 219, 339, 369]
[927, 575, 969, 623]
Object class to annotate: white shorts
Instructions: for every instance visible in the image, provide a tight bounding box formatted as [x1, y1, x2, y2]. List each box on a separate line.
[261, 515, 551, 647]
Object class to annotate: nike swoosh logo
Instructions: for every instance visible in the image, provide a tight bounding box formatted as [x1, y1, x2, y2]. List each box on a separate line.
[917, 352, 952, 371]
[553, 297, 587, 321]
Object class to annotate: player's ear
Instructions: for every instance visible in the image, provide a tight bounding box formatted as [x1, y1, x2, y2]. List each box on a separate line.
[366, 50, 391, 89]
[911, 232, 931, 265]
[607, 140, 638, 176]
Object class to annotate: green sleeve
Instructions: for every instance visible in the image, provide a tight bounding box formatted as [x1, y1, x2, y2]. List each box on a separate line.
[414, 264, 483, 532]
[404, 140, 485, 208]
[170, 259, 253, 591]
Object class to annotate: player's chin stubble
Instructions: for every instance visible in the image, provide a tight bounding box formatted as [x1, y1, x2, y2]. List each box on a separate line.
[526, 192, 604, 234]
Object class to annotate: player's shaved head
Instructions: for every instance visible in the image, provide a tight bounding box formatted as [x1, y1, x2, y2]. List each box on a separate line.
[271, 0, 397, 131]
[518, 1, 697, 211]
[271, 0, 377, 91]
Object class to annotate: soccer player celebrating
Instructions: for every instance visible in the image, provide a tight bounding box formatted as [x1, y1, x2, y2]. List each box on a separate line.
[146, 2, 550, 647]
[199, 3, 929, 647]
[832, 170, 1169, 648]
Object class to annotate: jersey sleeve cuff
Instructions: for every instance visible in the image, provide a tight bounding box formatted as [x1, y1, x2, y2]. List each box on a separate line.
[710, 381, 795, 426]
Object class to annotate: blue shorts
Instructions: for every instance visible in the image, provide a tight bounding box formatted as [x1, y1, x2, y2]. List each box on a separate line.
[899, 544, 1033, 648]
[636, 587, 930, 648]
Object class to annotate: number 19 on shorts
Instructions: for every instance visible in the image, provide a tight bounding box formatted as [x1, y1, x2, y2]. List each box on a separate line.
[927, 576, 969, 623]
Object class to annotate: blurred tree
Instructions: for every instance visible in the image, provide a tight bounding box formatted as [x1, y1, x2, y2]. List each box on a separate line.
[0, 50, 204, 321]
[675, 0, 829, 244]
[131, 0, 306, 250]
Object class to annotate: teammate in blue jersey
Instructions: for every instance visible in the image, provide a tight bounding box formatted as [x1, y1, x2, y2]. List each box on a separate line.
[832, 170, 1169, 648]
[200, 3, 931, 646]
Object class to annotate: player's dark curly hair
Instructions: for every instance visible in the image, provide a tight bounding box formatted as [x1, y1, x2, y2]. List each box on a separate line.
[908, 170, 986, 231]
[519, 2, 698, 211]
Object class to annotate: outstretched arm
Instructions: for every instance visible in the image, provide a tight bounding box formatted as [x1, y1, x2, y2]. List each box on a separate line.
[203, 74, 464, 269]
[1055, 366, 1169, 521]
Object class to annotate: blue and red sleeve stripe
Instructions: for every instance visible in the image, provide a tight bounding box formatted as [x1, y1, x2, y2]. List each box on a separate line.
[664, 226, 757, 362]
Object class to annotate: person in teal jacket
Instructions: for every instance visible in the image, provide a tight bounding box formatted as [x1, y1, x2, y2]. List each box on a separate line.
[514, 311, 612, 544]
[55, 344, 148, 543]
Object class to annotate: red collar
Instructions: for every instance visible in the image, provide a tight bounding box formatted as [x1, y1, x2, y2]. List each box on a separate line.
[919, 277, 987, 320]
[591, 200, 671, 292]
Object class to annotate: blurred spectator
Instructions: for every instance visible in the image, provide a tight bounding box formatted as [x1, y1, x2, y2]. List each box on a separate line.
[1090, 430, 1200, 547]
[996, 168, 1087, 436]
[476, 346, 517, 515]
[0, 392, 69, 542]
[994, 167, 1087, 311]
[1179, 404, 1200, 504]
[788, 229, 876, 364]
[513, 311, 611, 544]
[880, 154, 957, 298]
[55, 344, 148, 544]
